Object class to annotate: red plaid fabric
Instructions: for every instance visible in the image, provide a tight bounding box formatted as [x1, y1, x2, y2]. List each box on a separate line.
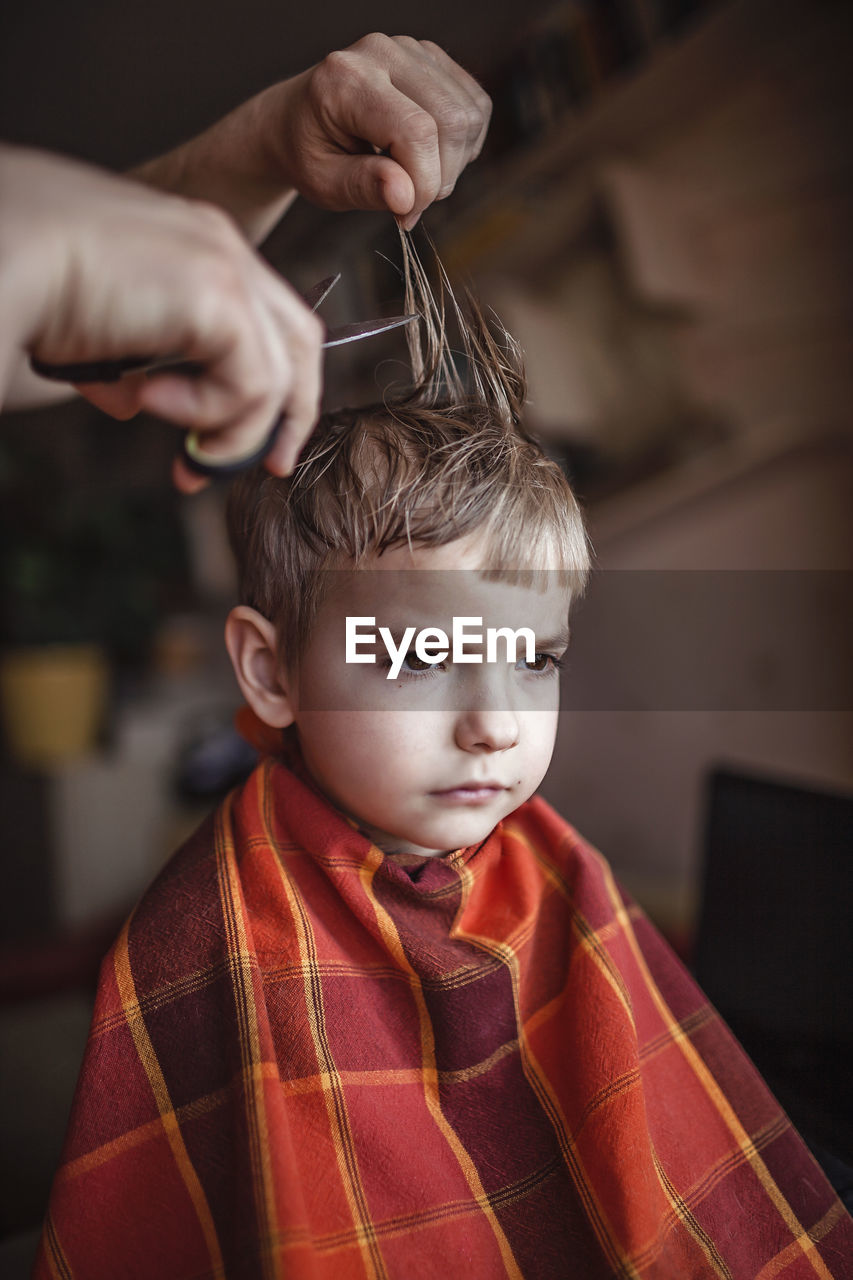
[37, 754, 852, 1278]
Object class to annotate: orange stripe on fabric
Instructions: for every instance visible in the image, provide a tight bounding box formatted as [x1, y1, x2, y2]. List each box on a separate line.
[276, 1042, 523, 1100]
[358, 847, 525, 1280]
[267, 954, 500, 993]
[91, 958, 234, 1038]
[91, 918, 505, 1039]
[629, 1114, 791, 1273]
[518, 826, 735, 1277]
[309, 1156, 564, 1257]
[681, 1115, 790, 1216]
[216, 782, 281, 1280]
[523, 1000, 716, 1149]
[113, 919, 226, 1279]
[60, 1114, 171, 1182]
[644, 1149, 733, 1278]
[280, 1067, 427, 1097]
[91, 954, 501, 1043]
[598, 859, 836, 1280]
[262, 773, 389, 1280]
[576, 899, 731, 1276]
[453, 852, 642, 1280]
[56, 1068, 283, 1185]
[508, 822, 636, 1019]
[754, 1202, 849, 1280]
[43, 1212, 72, 1280]
[576, 1006, 717, 1141]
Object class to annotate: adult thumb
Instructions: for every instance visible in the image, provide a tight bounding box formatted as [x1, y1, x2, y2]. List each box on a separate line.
[323, 153, 415, 217]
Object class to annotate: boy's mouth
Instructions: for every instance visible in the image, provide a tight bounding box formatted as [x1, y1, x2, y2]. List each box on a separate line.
[429, 782, 508, 805]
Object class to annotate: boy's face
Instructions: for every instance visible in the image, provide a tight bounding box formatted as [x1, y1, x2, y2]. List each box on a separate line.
[284, 533, 572, 861]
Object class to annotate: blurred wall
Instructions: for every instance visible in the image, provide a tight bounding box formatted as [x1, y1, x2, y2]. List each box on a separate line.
[521, 0, 853, 928]
[0, 0, 545, 166]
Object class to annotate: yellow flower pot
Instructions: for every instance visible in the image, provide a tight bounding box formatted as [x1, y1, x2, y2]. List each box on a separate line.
[0, 643, 109, 769]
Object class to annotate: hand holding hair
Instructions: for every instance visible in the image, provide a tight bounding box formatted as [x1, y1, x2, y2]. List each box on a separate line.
[135, 35, 492, 241]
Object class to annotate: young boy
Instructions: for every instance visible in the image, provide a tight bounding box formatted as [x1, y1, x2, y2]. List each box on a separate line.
[36, 265, 851, 1279]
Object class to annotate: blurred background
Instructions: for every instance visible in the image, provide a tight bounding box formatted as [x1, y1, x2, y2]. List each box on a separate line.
[1, 0, 852, 1263]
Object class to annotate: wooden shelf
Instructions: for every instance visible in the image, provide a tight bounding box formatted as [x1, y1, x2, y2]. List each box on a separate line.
[433, 0, 809, 278]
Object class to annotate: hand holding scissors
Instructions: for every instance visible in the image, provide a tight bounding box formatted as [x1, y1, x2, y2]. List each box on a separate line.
[31, 268, 415, 482]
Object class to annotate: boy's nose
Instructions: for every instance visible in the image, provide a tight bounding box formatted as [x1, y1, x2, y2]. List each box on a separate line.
[454, 706, 519, 753]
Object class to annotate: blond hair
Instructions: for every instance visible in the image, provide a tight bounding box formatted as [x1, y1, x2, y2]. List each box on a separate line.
[227, 238, 590, 663]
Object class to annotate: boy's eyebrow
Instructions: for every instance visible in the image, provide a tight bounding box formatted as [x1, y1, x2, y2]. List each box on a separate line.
[538, 627, 571, 651]
[373, 624, 420, 643]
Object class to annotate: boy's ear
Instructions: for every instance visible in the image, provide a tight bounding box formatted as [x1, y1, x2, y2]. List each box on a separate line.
[224, 606, 295, 729]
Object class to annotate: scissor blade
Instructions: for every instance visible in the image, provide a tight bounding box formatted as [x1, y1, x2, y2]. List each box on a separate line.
[29, 302, 416, 383]
[302, 273, 341, 312]
[323, 314, 417, 348]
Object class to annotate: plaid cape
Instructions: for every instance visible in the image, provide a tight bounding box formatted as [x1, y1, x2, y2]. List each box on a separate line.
[37, 753, 852, 1279]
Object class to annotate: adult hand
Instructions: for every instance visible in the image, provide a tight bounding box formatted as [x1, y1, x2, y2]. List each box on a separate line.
[1, 145, 323, 491]
[272, 35, 492, 230]
[136, 36, 492, 243]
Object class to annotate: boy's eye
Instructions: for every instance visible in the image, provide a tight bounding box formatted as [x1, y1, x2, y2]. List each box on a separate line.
[401, 651, 442, 673]
[516, 652, 564, 674]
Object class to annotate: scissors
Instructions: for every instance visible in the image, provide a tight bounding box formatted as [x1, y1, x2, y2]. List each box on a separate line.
[30, 274, 417, 478]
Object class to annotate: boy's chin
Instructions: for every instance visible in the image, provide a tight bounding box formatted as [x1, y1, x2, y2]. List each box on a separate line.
[363, 813, 507, 862]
